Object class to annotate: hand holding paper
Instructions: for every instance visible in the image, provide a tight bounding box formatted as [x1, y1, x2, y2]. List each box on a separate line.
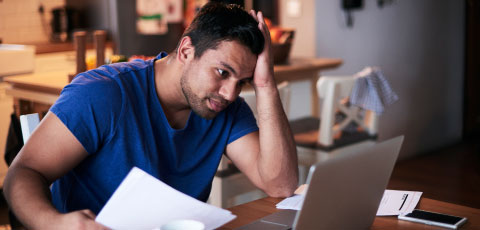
[96, 167, 236, 230]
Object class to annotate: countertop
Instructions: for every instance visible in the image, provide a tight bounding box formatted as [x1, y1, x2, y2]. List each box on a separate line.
[22, 41, 114, 54]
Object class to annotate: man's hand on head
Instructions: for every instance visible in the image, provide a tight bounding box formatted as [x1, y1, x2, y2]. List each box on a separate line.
[249, 10, 276, 90]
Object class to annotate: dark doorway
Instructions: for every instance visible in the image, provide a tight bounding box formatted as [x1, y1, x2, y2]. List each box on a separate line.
[464, 0, 480, 138]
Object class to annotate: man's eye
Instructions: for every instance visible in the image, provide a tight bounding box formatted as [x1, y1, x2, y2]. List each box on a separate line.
[217, 69, 229, 78]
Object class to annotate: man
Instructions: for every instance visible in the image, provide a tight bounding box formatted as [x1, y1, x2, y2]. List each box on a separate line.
[3, 3, 298, 229]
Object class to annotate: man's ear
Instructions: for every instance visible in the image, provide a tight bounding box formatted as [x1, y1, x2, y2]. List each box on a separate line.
[177, 36, 195, 64]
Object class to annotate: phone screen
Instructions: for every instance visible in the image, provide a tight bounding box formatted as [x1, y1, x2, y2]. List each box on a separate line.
[404, 210, 463, 225]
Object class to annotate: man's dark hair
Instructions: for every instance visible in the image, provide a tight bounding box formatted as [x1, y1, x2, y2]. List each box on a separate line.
[181, 2, 264, 58]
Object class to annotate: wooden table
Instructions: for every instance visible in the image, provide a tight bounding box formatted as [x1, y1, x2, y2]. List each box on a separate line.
[220, 197, 480, 229]
[4, 57, 342, 117]
[5, 71, 69, 118]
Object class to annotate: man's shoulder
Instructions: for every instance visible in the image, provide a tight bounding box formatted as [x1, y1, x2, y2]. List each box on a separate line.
[85, 59, 153, 80]
[100, 59, 153, 75]
[69, 60, 153, 91]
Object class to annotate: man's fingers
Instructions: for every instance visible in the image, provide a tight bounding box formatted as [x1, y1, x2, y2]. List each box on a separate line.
[255, 12, 271, 43]
[257, 11, 264, 24]
[250, 10, 258, 21]
[261, 22, 271, 41]
[257, 11, 264, 31]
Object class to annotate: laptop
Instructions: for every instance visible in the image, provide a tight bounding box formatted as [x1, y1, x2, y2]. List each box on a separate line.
[236, 136, 404, 230]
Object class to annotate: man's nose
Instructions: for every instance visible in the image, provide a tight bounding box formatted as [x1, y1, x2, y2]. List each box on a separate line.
[219, 80, 239, 102]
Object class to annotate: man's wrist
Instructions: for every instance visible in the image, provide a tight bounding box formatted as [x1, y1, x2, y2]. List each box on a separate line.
[34, 207, 63, 229]
[254, 83, 278, 97]
[253, 77, 277, 92]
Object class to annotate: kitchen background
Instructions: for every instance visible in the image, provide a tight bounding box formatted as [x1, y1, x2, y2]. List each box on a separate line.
[0, 0, 468, 160]
[0, 0, 65, 43]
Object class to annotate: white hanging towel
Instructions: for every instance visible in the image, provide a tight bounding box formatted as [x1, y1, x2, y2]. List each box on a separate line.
[349, 67, 399, 114]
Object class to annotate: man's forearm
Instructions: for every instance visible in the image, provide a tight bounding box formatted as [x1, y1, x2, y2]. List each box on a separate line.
[255, 83, 299, 197]
[4, 166, 61, 229]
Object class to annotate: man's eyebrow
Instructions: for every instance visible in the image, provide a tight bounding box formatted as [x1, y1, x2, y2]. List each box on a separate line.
[219, 61, 237, 75]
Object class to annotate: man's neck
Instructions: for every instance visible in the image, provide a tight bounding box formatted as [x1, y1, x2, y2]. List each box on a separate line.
[154, 55, 191, 129]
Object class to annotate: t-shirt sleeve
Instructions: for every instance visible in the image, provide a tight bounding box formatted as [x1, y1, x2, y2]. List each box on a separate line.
[227, 98, 259, 144]
[49, 70, 124, 154]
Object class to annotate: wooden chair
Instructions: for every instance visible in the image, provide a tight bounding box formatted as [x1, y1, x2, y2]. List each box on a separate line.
[69, 30, 107, 82]
[289, 76, 378, 183]
[209, 82, 291, 208]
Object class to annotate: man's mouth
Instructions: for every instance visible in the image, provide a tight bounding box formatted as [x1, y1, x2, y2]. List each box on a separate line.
[208, 98, 227, 112]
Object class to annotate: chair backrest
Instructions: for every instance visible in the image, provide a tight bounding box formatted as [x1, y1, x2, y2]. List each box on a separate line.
[240, 81, 291, 119]
[19, 113, 40, 144]
[316, 76, 378, 146]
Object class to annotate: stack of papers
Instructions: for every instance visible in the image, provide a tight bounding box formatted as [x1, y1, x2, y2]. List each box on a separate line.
[276, 189, 422, 216]
[376, 190, 422, 216]
[96, 167, 236, 230]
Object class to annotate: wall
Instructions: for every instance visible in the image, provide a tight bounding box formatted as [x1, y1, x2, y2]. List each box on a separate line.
[108, 0, 184, 57]
[279, 0, 316, 58]
[282, 0, 465, 159]
[278, 0, 317, 120]
[0, 0, 65, 43]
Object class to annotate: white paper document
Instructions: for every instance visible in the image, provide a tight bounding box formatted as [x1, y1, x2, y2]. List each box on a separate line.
[276, 189, 422, 216]
[276, 194, 304, 210]
[376, 190, 422, 216]
[96, 167, 236, 230]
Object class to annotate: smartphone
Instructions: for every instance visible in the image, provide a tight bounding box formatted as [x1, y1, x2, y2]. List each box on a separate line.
[398, 209, 467, 229]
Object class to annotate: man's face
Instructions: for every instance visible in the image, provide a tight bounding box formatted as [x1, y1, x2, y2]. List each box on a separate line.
[180, 40, 257, 119]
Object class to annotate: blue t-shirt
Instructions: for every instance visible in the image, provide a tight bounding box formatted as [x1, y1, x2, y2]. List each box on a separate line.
[49, 52, 258, 214]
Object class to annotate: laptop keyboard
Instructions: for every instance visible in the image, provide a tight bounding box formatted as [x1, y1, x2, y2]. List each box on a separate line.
[234, 210, 297, 230]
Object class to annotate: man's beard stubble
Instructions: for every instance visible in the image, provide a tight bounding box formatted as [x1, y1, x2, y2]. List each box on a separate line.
[180, 73, 218, 120]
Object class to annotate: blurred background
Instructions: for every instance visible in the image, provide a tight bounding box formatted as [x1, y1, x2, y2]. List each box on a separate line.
[0, 0, 473, 161]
